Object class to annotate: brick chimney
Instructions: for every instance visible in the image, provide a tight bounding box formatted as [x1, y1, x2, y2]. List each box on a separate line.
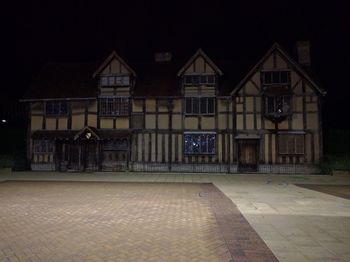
[154, 52, 172, 63]
[297, 41, 311, 66]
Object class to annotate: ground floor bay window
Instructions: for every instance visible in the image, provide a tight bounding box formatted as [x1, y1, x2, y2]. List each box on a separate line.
[33, 139, 54, 163]
[184, 133, 216, 155]
[278, 133, 305, 155]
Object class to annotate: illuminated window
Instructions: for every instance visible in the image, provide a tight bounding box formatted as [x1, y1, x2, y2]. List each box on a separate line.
[99, 97, 129, 116]
[185, 97, 215, 115]
[45, 101, 68, 116]
[279, 134, 304, 155]
[184, 133, 215, 155]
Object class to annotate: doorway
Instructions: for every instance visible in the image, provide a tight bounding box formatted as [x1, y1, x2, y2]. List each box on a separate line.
[238, 139, 259, 172]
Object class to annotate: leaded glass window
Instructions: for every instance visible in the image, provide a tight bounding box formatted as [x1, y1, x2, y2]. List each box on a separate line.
[184, 133, 216, 154]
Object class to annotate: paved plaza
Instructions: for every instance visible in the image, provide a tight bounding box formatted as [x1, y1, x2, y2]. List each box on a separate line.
[0, 169, 350, 261]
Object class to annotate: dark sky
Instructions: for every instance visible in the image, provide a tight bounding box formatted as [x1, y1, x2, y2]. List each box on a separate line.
[14, 0, 350, 127]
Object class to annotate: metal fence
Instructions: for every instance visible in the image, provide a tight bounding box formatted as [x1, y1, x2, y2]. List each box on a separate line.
[130, 162, 320, 174]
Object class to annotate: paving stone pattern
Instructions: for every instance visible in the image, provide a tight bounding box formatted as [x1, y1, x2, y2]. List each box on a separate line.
[0, 181, 276, 262]
[295, 184, 350, 200]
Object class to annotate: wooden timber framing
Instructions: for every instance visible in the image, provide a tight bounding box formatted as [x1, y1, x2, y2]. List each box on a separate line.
[25, 43, 325, 173]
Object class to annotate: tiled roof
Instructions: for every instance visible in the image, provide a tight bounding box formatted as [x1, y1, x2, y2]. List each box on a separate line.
[23, 43, 324, 99]
[24, 63, 99, 99]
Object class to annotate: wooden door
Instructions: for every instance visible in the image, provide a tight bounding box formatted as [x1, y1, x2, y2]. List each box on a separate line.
[67, 144, 81, 171]
[82, 142, 98, 172]
[238, 140, 258, 172]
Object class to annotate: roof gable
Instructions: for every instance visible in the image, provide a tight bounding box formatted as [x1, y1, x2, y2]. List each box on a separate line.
[230, 43, 326, 96]
[93, 51, 136, 77]
[177, 48, 223, 76]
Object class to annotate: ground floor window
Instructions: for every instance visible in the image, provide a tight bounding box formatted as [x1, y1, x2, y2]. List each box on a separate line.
[102, 139, 128, 162]
[184, 133, 215, 154]
[103, 139, 128, 151]
[33, 140, 54, 163]
[279, 134, 304, 155]
[33, 140, 54, 153]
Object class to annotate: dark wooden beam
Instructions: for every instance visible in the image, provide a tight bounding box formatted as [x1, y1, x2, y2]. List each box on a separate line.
[84, 100, 89, 127]
[161, 134, 165, 163]
[148, 132, 152, 163]
[302, 81, 307, 129]
[253, 96, 257, 130]
[42, 102, 46, 130]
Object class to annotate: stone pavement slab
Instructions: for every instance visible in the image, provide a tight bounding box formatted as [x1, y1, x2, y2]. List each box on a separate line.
[1, 169, 350, 261]
[295, 184, 350, 200]
[0, 180, 276, 262]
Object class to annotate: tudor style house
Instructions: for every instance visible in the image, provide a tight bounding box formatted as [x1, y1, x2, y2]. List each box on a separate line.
[22, 42, 326, 173]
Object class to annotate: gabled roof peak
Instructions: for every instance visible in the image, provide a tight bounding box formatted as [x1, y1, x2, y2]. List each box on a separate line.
[93, 50, 136, 78]
[177, 48, 223, 76]
[230, 42, 326, 96]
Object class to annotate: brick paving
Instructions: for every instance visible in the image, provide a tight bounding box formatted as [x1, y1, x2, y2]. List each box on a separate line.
[0, 181, 276, 262]
[295, 184, 350, 200]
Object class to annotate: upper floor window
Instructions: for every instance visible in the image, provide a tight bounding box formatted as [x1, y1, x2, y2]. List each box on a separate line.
[185, 97, 215, 115]
[99, 97, 129, 116]
[262, 71, 290, 85]
[265, 95, 291, 115]
[279, 134, 304, 155]
[100, 75, 130, 87]
[183, 74, 216, 85]
[45, 101, 68, 116]
[184, 133, 216, 155]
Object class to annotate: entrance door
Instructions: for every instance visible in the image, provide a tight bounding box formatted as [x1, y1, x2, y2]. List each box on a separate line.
[64, 142, 98, 172]
[67, 144, 81, 171]
[82, 142, 98, 172]
[238, 140, 259, 172]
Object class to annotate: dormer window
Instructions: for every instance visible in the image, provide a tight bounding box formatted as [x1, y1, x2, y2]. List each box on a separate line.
[183, 74, 216, 85]
[100, 75, 130, 87]
[262, 71, 290, 85]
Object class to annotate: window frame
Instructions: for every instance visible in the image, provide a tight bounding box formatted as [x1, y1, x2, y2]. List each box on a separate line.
[103, 139, 128, 151]
[33, 140, 54, 154]
[278, 134, 305, 155]
[100, 75, 130, 87]
[264, 95, 292, 115]
[99, 97, 130, 116]
[184, 132, 216, 155]
[45, 101, 68, 116]
[261, 70, 291, 85]
[183, 74, 216, 86]
[185, 97, 215, 115]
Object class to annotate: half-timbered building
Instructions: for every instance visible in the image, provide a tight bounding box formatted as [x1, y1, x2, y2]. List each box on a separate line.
[22, 42, 325, 173]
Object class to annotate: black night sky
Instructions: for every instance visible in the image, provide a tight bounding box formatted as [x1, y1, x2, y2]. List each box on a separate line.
[14, 0, 350, 128]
